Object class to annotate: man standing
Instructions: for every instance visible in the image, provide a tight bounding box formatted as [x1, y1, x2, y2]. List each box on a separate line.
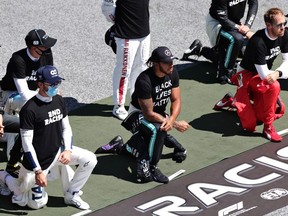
[183, 0, 258, 84]
[215, 8, 288, 142]
[0, 65, 97, 210]
[111, 0, 150, 120]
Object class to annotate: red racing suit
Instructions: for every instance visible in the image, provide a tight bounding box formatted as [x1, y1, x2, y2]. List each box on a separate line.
[231, 70, 285, 132]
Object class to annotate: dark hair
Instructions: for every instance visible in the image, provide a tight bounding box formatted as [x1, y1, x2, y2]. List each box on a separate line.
[264, 8, 284, 24]
[146, 59, 154, 68]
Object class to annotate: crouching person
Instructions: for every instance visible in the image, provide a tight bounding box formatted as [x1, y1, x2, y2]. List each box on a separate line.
[96, 47, 190, 184]
[0, 65, 97, 210]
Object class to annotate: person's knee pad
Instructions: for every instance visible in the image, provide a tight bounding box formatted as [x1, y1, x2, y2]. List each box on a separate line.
[27, 185, 48, 209]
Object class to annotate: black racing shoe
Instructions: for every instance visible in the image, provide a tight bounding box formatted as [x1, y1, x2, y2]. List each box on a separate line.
[182, 39, 202, 60]
[5, 163, 21, 178]
[136, 159, 153, 183]
[165, 134, 187, 163]
[150, 166, 169, 184]
[218, 75, 231, 85]
[172, 149, 187, 163]
[217, 68, 234, 85]
[95, 135, 124, 154]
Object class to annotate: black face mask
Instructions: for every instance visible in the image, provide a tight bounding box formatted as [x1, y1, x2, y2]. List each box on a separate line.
[42, 48, 52, 56]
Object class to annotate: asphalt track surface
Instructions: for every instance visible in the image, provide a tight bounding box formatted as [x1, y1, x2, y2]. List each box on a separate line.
[1, 0, 287, 110]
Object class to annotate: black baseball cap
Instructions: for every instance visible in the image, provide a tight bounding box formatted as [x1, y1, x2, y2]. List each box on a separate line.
[148, 46, 178, 63]
[36, 65, 64, 84]
[25, 29, 57, 48]
[105, 25, 116, 54]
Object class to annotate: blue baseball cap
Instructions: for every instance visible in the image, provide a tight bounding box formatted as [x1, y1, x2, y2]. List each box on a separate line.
[36, 65, 64, 84]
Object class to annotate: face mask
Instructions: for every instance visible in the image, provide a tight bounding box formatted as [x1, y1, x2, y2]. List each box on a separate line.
[46, 86, 58, 97]
[42, 48, 52, 56]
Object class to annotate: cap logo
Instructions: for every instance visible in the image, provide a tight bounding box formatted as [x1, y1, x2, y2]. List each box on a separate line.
[50, 69, 58, 76]
[43, 34, 49, 40]
[33, 41, 40, 45]
[165, 50, 172, 56]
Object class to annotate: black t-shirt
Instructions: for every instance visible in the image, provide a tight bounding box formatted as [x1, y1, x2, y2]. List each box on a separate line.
[1, 48, 53, 91]
[131, 67, 179, 116]
[114, 0, 150, 39]
[20, 95, 67, 171]
[240, 28, 288, 73]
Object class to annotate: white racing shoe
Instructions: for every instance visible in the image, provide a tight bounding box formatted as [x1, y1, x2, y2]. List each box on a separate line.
[112, 105, 128, 120]
[64, 191, 90, 210]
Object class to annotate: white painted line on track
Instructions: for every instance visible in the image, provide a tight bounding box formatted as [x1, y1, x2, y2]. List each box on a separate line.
[278, 128, 288, 136]
[71, 209, 92, 216]
[168, 169, 186, 181]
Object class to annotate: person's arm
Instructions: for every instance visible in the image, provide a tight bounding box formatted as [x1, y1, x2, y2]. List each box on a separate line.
[275, 52, 288, 79]
[21, 129, 40, 171]
[215, 0, 239, 31]
[58, 116, 72, 165]
[238, 0, 258, 36]
[101, 0, 116, 23]
[138, 98, 166, 123]
[168, 87, 181, 123]
[173, 120, 190, 132]
[156, 86, 181, 132]
[21, 128, 47, 187]
[255, 64, 275, 80]
[245, 0, 258, 28]
[255, 63, 283, 85]
[255, 52, 288, 82]
[14, 78, 37, 102]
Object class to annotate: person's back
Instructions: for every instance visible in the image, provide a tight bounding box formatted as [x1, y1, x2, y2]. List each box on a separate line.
[114, 0, 150, 39]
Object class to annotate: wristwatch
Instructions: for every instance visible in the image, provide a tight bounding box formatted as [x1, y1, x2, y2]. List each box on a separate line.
[277, 70, 283, 77]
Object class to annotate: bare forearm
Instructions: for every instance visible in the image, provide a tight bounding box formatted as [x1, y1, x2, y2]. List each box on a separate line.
[169, 100, 181, 123]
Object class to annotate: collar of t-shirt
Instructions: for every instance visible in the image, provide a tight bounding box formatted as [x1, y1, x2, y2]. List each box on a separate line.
[265, 28, 278, 41]
[26, 48, 40, 62]
[36, 93, 52, 103]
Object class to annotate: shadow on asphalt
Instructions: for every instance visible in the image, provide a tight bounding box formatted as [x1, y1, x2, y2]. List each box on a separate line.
[190, 110, 263, 138]
[68, 102, 114, 117]
[93, 154, 137, 183]
[177, 60, 218, 84]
